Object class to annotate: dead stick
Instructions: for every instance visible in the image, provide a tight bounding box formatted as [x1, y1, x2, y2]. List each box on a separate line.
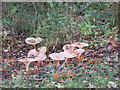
[55, 57, 68, 74]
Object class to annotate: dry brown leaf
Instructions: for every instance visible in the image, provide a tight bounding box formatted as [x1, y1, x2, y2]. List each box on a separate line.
[52, 74, 60, 79]
[9, 59, 16, 62]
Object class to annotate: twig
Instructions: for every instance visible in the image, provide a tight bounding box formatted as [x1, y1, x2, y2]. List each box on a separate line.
[55, 58, 68, 74]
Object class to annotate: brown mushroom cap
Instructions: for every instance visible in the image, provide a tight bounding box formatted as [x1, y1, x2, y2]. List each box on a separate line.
[25, 37, 42, 45]
[27, 49, 39, 58]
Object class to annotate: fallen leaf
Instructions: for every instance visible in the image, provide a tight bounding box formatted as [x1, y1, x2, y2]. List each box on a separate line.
[91, 76, 102, 78]
[77, 56, 85, 62]
[2, 69, 10, 73]
[27, 70, 39, 75]
[106, 76, 110, 79]
[9, 59, 16, 62]
[1, 58, 5, 62]
[13, 49, 19, 53]
[93, 58, 102, 63]
[109, 36, 119, 47]
[70, 73, 76, 77]
[52, 74, 60, 79]
[66, 78, 73, 81]
[61, 73, 67, 77]
[83, 72, 89, 74]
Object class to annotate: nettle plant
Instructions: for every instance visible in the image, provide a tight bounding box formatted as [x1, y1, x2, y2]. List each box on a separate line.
[18, 37, 89, 72]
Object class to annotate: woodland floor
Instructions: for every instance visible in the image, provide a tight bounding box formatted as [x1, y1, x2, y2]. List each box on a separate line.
[0, 34, 119, 88]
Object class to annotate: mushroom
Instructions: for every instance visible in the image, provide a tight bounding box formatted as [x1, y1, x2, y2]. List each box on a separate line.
[62, 44, 75, 51]
[49, 53, 65, 67]
[36, 46, 47, 65]
[38, 46, 47, 54]
[71, 42, 89, 49]
[35, 54, 47, 66]
[27, 49, 39, 58]
[18, 58, 39, 72]
[59, 51, 76, 58]
[59, 51, 77, 64]
[25, 37, 42, 51]
[73, 49, 85, 56]
[49, 51, 76, 67]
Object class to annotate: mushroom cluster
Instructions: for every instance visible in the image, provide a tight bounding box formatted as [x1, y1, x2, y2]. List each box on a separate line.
[18, 37, 47, 72]
[49, 42, 89, 67]
[17, 37, 89, 72]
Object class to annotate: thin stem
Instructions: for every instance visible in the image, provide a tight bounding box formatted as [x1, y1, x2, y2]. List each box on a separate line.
[55, 61, 60, 67]
[25, 62, 30, 72]
[33, 44, 38, 52]
[55, 58, 68, 74]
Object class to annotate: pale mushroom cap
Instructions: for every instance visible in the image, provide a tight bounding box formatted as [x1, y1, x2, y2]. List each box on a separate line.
[27, 49, 39, 58]
[62, 44, 75, 51]
[59, 51, 76, 58]
[35, 37, 42, 43]
[18, 58, 38, 63]
[71, 42, 89, 48]
[38, 46, 47, 54]
[74, 49, 85, 56]
[49, 53, 65, 60]
[35, 54, 46, 61]
[25, 37, 42, 45]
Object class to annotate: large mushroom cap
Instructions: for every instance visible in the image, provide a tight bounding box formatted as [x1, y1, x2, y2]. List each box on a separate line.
[71, 42, 89, 48]
[49, 53, 65, 60]
[18, 58, 39, 72]
[35, 54, 46, 61]
[38, 46, 47, 54]
[18, 58, 38, 63]
[27, 49, 39, 58]
[25, 37, 42, 45]
[73, 49, 85, 56]
[59, 51, 76, 58]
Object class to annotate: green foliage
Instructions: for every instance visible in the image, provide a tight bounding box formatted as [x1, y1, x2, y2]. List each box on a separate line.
[2, 2, 117, 49]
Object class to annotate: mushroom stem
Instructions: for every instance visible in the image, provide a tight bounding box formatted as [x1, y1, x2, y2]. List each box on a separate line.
[37, 61, 43, 66]
[55, 58, 68, 73]
[33, 44, 38, 52]
[55, 61, 60, 67]
[25, 62, 31, 72]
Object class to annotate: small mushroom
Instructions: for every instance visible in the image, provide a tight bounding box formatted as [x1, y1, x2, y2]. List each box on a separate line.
[37, 46, 47, 65]
[25, 37, 42, 51]
[71, 42, 89, 49]
[38, 46, 47, 54]
[62, 44, 75, 51]
[27, 49, 39, 58]
[35, 54, 47, 66]
[73, 49, 85, 56]
[49, 53, 65, 67]
[18, 58, 39, 72]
